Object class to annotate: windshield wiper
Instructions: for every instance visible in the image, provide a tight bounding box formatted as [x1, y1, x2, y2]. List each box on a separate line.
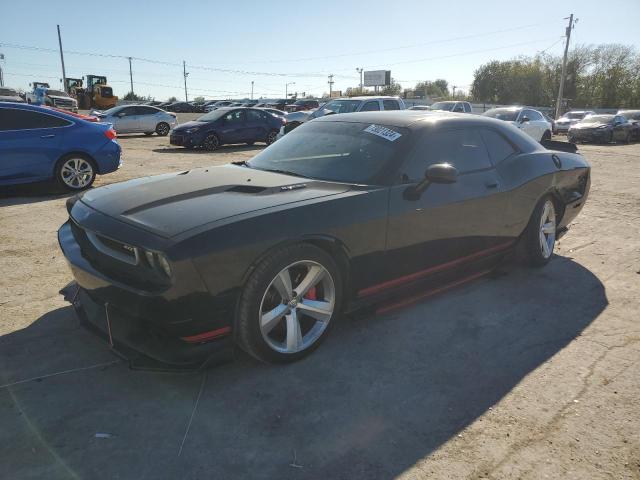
[257, 168, 310, 179]
[232, 160, 251, 167]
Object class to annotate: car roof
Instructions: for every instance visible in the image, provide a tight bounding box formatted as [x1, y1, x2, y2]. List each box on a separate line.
[315, 110, 501, 129]
[330, 96, 400, 101]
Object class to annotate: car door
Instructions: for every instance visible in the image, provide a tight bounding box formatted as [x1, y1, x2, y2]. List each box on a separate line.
[111, 106, 139, 133]
[245, 109, 268, 141]
[0, 107, 68, 184]
[218, 109, 247, 144]
[383, 126, 508, 284]
[135, 106, 157, 132]
[516, 109, 538, 140]
[612, 116, 628, 140]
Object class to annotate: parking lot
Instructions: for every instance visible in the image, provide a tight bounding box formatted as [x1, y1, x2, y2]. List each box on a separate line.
[1, 116, 639, 479]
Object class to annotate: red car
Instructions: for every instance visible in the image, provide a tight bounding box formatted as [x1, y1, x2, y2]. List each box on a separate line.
[284, 99, 320, 113]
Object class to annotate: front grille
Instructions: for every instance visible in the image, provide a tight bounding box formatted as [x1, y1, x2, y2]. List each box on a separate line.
[53, 98, 73, 107]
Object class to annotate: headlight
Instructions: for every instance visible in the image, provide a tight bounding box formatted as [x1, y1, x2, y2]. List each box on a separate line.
[157, 254, 172, 278]
[184, 128, 199, 134]
[142, 250, 172, 278]
[597, 125, 609, 129]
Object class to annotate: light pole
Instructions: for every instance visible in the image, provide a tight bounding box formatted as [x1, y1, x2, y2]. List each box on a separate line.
[183, 61, 189, 102]
[285, 82, 295, 99]
[251, 81, 254, 100]
[356, 68, 363, 92]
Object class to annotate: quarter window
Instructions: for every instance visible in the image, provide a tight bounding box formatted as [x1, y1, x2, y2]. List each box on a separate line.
[0, 109, 72, 130]
[247, 109, 267, 122]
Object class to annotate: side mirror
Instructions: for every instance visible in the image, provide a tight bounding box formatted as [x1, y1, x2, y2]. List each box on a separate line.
[520, 116, 530, 123]
[425, 163, 459, 184]
[404, 163, 458, 200]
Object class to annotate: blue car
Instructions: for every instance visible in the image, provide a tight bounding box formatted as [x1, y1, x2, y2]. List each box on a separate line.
[170, 107, 285, 150]
[0, 103, 121, 191]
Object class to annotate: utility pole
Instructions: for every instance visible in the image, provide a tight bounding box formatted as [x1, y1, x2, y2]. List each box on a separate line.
[328, 74, 334, 98]
[183, 61, 189, 102]
[555, 14, 576, 119]
[452, 86, 457, 99]
[285, 81, 295, 98]
[128, 57, 134, 96]
[356, 68, 363, 92]
[0, 53, 4, 87]
[57, 25, 67, 93]
[251, 80, 254, 100]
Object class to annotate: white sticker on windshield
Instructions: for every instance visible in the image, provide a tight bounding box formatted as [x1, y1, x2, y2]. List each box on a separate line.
[363, 124, 402, 142]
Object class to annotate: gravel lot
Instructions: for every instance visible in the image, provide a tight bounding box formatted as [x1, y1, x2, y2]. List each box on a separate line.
[1, 115, 639, 479]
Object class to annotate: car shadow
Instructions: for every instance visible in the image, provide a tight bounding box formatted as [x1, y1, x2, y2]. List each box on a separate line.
[0, 182, 77, 205]
[152, 144, 265, 154]
[0, 256, 606, 479]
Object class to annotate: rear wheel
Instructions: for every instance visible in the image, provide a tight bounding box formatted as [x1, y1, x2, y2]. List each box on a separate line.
[202, 133, 220, 151]
[236, 244, 342, 363]
[541, 130, 552, 142]
[155, 122, 170, 136]
[55, 155, 96, 191]
[266, 130, 278, 145]
[522, 197, 557, 267]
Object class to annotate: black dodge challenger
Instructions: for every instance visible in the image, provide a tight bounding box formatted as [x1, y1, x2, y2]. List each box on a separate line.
[58, 111, 590, 368]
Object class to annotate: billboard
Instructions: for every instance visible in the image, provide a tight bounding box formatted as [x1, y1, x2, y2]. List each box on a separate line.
[363, 70, 391, 87]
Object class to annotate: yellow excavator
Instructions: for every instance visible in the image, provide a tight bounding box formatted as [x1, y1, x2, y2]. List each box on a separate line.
[66, 75, 118, 110]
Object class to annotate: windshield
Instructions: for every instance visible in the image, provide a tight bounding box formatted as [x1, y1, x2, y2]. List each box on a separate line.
[429, 102, 455, 111]
[483, 108, 519, 121]
[247, 121, 409, 184]
[581, 115, 613, 124]
[0, 88, 18, 96]
[196, 109, 228, 122]
[47, 90, 69, 97]
[563, 112, 587, 120]
[619, 111, 640, 120]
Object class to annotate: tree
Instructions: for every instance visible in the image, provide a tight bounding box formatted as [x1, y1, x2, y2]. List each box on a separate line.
[122, 91, 145, 101]
[167, 96, 177, 103]
[193, 96, 205, 103]
[380, 78, 402, 96]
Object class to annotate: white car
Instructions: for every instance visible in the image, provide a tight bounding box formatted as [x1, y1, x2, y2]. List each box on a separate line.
[555, 110, 596, 133]
[482, 107, 552, 142]
[92, 105, 177, 136]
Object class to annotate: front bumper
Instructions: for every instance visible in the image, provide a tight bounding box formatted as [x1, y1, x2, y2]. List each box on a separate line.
[58, 218, 236, 370]
[568, 128, 610, 142]
[170, 132, 201, 147]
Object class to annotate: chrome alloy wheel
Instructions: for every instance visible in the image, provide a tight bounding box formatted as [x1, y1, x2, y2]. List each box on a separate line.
[539, 200, 556, 259]
[61, 157, 94, 189]
[259, 260, 336, 354]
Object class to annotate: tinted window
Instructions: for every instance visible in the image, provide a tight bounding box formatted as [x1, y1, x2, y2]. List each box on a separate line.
[402, 128, 492, 180]
[452, 103, 465, 113]
[247, 109, 267, 122]
[383, 100, 400, 111]
[464, 103, 472, 113]
[481, 129, 517, 164]
[118, 107, 137, 117]
[484, 108, 519, 121]
[136, 106, 159, 115]
[524, 109, 543, 121]
[0, 108, 72, 130]
[224, 110, 245, 124]
[248, 121, 409, 184]
[360, 101, 380, 112]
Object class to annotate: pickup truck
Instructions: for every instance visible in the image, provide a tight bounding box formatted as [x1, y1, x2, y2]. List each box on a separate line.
[25, 86, 78, 112]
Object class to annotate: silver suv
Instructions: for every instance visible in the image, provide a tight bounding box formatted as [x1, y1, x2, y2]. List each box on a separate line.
[278, 96, 405, 138]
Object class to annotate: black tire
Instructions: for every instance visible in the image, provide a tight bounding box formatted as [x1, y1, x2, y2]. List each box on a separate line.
[144, 132, 153, 136]
[522, 196, 557, 267]
[55, 154, 96, 191]
[624, 132, 631, 144]
[201, 133, 220, 151]
[567, 134, 576, 144]
[235, 244, 343, 364]
[155, 122, 170, 136]
[266, 130, 278, 145]
[541, 130, 552, 142]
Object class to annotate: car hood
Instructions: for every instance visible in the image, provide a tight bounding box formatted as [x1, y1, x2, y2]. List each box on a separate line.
[172, 121, 206, 132]
[0, 95, 25, 102]
[77, 165, 351, 238]
[571, 123, 609, 129]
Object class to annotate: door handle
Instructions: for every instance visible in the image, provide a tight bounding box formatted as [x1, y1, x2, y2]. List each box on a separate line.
[485, 181, 499, 189]
[40, 134, 56, 139]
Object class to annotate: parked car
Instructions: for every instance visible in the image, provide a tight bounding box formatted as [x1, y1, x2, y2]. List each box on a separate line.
[0, 103, 120, 190]
[169, 107, 284, 150]
[482, 107, 552, 142]
[26, 86, 78, 112]
[542, 112, 557, 135]
[278, 96, 406, 138]
[428, 101, 473, 113]
[260, 107, 287, 118]
[0, 87, 25, 103]
[205, 101, 234, 113]
[567, 114, 633, 144]
[617, 110, 640, 141]
[268, 98, 297, 110]
[189, 101, 206, 113]
[555, 110, 596, 133]
[92, 105, 177, 136]
[165, 101, 197, 113]
[408, 105, 430, 110]
[59, 110, 590, 366]
[285, 99, 320, 112]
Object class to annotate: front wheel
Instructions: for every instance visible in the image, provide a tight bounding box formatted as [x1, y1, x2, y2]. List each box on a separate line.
[155, 122, 170, 136]
[235, 244, 343, 363]
[522, 197, 557, 267]
[201, 133, 220, 151]
[541, 130, 552, 142]
[55, 155, 96, 191]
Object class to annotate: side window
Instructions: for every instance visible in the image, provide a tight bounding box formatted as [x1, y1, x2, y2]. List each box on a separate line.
[464, 103, 472, 113]
[247, 109, 267, 122]
[401, 129, 492, 180]
[119, 107, 137, 117]
[0, 109, 71, 130]
[136, 106, 158, 115]
[224, 110, 245, 124]
[361, 101, 380, 112]
[480, 129, 517, 164]
[452, 103, 465, 113]
[383, 100, 400, 111]
[528, 110, 543, 121]
[614, 116, 626, 124]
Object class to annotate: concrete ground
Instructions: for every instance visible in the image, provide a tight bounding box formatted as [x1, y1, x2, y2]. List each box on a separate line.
[1, 118, 639, 479]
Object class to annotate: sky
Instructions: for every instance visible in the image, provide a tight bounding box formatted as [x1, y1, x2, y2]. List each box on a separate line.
[1, 0, 639, 101]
